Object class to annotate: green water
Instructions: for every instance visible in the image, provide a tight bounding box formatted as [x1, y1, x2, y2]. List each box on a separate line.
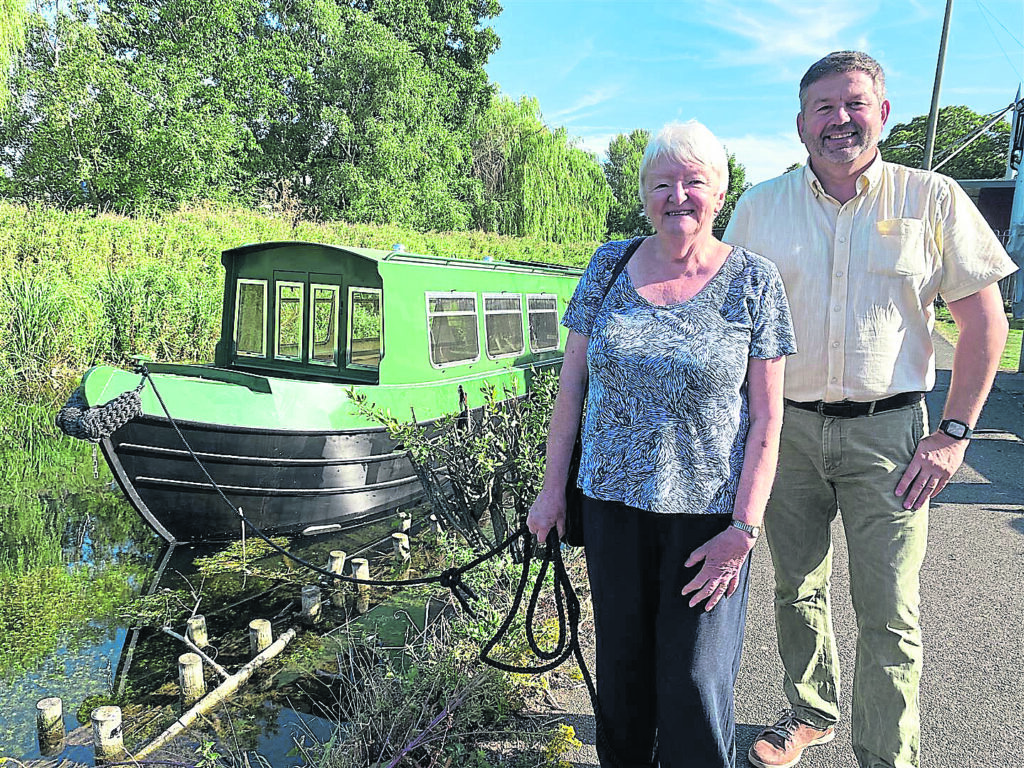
[0, 415, 383, 763]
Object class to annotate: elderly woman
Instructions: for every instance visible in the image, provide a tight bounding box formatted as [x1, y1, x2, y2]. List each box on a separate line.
[527, 121, 795, 768]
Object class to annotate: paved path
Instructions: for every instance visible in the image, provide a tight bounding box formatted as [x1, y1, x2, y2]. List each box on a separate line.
[547, 334, 1024, 767]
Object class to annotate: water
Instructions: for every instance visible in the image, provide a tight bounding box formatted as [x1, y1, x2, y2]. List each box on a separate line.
[0, 433, 395, 764]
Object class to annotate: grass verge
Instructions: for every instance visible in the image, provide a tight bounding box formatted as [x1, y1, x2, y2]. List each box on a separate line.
[933, 304, 1023, 371]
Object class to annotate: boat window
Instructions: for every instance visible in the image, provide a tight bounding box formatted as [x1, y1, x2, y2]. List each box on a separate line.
[309, 284, 340, 366]
[348, 288, 382, 369]
[527, 294, 560, 352]
[484, 294, 525, 359]
[275, 281, 304, 361]
[234, 279, 267, 358]
[426, 293, 480, 367]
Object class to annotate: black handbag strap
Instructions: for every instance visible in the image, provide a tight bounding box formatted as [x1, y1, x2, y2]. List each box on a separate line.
[598, 236, 645, 306]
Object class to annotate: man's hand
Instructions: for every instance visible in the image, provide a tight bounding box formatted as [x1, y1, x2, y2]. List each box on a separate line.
[895, 432, 969, 510]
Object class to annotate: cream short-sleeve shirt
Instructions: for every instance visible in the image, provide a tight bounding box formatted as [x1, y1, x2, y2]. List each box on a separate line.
[724, 156, 1017, 402]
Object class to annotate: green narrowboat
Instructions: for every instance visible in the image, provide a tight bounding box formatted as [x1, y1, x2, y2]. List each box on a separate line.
[77, 241, 582, 543]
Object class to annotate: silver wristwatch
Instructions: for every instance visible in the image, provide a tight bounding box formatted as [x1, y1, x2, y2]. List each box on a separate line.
[729, 518, 761, 539]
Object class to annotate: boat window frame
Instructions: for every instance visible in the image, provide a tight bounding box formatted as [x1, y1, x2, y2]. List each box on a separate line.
[347, 286, 383, 370]
[526, 293, 560, 353]
[233, 278, 268, 359]
[482, 292, 525, 360]
[308, 282, 341, 367]
[425, 291, 481, 368]
[274, 280, 306, 362]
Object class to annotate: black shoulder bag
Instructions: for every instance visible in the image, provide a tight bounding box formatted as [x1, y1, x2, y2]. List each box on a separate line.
[561, 237, 644, 547]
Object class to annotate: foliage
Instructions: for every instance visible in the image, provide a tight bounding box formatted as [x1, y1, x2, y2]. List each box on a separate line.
[349, 368, 559, 553]
[0, 0, 28, 106]
[604, 129, 653, 239]
[715, 153, 750, 231]
[879, 105, 1012, 179]
[0, 2, 246, 211]
[470, 96, 613, 243]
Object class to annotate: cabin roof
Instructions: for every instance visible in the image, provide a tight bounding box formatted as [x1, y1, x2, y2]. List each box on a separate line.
[223, 240, 584, 277]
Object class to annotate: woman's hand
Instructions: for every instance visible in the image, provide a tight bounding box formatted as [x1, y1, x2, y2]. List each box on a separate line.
[681, 526, 755, 611]
[527, 486, 567, 545]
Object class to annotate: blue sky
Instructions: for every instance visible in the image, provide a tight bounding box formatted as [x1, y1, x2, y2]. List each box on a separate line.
[484, 0, 1024, 184]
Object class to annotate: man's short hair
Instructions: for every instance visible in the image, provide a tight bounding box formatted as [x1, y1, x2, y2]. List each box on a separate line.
[799, 51, 886, 110]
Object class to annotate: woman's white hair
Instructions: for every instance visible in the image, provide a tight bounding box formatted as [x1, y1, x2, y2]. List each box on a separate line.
[638, 120, 729, 206]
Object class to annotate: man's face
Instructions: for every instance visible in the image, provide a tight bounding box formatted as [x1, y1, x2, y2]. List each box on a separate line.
[797, 70, 890, 169]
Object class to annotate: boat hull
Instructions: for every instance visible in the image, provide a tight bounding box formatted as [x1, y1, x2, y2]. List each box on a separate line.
[102, 415, 423, 543]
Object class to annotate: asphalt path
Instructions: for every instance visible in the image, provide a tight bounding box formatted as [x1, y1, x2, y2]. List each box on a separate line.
[549, 333, 1024, 767]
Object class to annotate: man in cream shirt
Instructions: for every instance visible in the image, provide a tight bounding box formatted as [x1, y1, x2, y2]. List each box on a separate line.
[725, 51, 1016, 768]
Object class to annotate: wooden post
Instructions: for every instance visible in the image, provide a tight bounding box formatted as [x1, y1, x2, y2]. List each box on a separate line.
[36, 696, 65, 755]
[392, 532, 411, 561]
[301, 584, 322, 625]
[186, 615, 209, 648]
[428, 514, 444, 535]
[350, 557, 370, 615]
[91, 705, 124, 763]
[397, 510, 412, 532]
[179, 652, 206, 708]
[328, 550, 347, 608]
[249, 619, 273, 655]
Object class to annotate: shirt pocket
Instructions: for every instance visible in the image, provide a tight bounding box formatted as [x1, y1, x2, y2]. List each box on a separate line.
[866, 218, 926, 277]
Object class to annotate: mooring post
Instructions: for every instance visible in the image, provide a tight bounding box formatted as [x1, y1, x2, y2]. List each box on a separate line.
[178, 652, 207, 708]
[249, 619, 273, 655]
[397, 510, 412, 532]
[328, 550, 347, 608]
[186, 615, 209, 649]
[429, 514, 444, 535]
[301, 584, 322, 625]
[392, 532, 411, 562]
[91, 705, 124, 764]
[350, 557, 371, 615]
[36, 696, 65, 755]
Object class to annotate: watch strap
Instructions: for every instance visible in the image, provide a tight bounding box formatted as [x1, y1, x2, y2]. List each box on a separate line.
[939, 418, 973, 440]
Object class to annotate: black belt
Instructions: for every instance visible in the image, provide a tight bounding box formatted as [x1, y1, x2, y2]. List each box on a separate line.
[785, 392, 924, 418]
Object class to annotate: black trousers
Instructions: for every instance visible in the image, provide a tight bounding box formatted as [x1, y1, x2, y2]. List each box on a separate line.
[582, 496, 750, 768]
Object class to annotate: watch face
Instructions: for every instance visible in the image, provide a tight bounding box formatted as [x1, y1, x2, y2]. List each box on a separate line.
[943, 420, 968, 438]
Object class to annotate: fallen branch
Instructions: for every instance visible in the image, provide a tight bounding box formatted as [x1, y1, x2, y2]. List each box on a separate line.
[161, 627, 230, 680]
[133, 626, 298, 760]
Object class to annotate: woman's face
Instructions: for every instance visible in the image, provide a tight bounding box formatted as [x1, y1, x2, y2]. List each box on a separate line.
[643, 157, 725, 239]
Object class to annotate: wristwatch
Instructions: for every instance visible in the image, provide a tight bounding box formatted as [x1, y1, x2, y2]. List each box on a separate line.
[729, 518, 761, 539]
[938, 418, 973, 440]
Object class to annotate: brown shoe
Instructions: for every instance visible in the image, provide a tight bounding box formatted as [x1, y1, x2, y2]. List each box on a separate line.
[747, 709, 836, 768]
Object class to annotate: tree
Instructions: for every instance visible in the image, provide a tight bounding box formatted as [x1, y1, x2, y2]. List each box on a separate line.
[0, 0, 28, 107]
[604, 129, 653, 239]
[879, 105, 1011, 179]
[469, 96, 612, 244]
[714, 153, 749, 231]
[0, 1, 247, 210]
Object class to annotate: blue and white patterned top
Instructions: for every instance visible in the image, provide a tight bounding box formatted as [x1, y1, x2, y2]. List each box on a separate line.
[563, 237, 796, 516]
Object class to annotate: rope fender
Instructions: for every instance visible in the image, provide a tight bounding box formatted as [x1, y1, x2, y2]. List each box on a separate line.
[55, 379, 145, 443]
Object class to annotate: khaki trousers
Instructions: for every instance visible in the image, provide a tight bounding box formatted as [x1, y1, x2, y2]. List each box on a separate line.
[767, 401, 928, 768]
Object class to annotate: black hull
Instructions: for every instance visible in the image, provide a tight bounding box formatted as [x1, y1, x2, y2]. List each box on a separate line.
[102, 416, 423, 543]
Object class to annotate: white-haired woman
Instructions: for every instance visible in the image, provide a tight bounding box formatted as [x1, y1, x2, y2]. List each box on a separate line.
[528, 121, 796, 767]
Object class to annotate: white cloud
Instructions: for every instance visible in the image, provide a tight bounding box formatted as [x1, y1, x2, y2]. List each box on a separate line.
[688, 0, 879, 64]
[547, 85, 623, 124]
[572, 132, 618, 160]
[720, 132, 808, 185]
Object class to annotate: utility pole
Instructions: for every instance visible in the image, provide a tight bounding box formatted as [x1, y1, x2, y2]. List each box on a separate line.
[923, 0, 954, 170]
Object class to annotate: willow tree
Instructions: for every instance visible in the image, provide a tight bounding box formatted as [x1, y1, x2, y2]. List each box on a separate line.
[0, 0, 28, 106]
[472, 96, 612, 245]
